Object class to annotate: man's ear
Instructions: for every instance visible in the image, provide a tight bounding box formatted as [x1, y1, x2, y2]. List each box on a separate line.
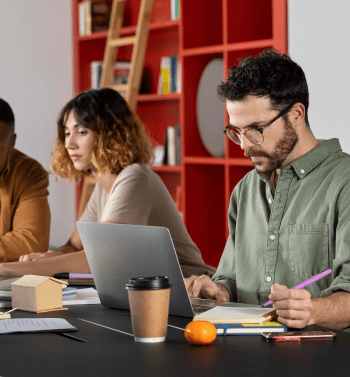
[290, 103, 306, 126]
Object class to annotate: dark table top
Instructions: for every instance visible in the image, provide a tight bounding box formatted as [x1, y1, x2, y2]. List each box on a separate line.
[0, 303, 349, 377]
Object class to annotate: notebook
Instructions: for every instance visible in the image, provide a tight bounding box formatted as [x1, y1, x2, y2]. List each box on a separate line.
[193, 306, 277, 324]
[76, 222, 254, 318]
[214, 321, 287, 335]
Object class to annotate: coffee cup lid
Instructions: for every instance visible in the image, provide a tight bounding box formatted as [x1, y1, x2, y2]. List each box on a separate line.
[125, 276, 171, 290]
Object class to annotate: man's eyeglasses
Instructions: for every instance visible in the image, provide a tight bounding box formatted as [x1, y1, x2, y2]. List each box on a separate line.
[223, 103, 295, 145]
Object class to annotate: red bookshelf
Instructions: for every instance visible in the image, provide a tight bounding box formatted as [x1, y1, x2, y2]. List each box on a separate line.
[72, 0, 287, 268]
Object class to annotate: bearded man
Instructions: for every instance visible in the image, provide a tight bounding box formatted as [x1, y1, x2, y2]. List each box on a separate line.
[186, 50, 350, 331]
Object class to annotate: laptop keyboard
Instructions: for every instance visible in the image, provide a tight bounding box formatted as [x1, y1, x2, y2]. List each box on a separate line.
[190, 298, 226, 315]
[192, 304, 212, 315]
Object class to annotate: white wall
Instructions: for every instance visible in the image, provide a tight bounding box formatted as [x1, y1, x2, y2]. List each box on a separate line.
[288, 0, 350, 153]
[0, 1, 75, 248]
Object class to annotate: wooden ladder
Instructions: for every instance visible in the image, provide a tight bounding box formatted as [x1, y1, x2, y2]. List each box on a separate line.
[77, 0, 154, 219]
[100, 0, 155, 111]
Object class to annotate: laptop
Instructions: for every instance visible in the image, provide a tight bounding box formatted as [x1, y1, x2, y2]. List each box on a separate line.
[76, 222, 251, 317]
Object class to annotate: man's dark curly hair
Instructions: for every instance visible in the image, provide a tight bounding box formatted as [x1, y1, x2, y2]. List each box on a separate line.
[217, 49, 309, 125]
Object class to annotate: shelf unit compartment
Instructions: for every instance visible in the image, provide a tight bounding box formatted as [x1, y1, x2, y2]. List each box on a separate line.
[77, 40, 134, 92]
[137, 101, 180, 146]
[181, 0, 223, 50]
[76, 39, 108, 92]
[182, 53, 224, 158]
[184, 164, 226, 268]
[226, 0, 272, 44]
[226, 47, 273, 76]
[228, 165, 253, 196]
[143, 27, 179, 94]
[151, 0, 173, 24]
[226, 136, 247, 159]
[224, 165, 253, 238]
[156, 171, 181, 202]
[123, 0, 173, 26]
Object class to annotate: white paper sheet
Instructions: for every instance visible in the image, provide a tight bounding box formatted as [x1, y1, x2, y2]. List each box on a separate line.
[62, 288, 100, 305]
[0, 318, 76, 334]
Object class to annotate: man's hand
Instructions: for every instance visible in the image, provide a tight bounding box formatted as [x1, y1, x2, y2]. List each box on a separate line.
[19, 250, 64, 262]
[270, 284, 314, 328]
[185, 274, 230, 301]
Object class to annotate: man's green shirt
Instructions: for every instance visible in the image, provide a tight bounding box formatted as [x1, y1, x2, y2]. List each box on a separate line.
[212, 139, 350, 305]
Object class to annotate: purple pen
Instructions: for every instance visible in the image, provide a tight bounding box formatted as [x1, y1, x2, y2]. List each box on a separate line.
[69, 273, 93, 279]
[263, 269, 332, 307]
[54, 272, 93, 280]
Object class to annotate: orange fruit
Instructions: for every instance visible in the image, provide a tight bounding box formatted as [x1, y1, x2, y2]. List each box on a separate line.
[184, 321, 217, 345]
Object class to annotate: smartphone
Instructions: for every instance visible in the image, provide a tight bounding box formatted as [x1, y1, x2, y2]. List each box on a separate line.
[261, 331, 337, 341]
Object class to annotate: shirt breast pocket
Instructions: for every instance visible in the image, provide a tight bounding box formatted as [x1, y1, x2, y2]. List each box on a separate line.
[289, 223, 329, 280]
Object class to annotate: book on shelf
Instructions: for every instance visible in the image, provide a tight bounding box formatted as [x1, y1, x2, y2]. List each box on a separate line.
[167, 126, 176, 166]
[158, 55, 181, 95]
[176, 59, 182, 94]
[90, 61, 131, 90]
[79, 1, 111, 36]
[91, 61, 103, 89]
[175, 124, 181, 165]
[214, 321, 287, 336]
[79, 2, 87, 36]
[170, 55, 178, 93]
[163, 125, 181, 166]
[160, 57, 171, 95]
[113, 61, 131, 85]
[194, 306, 277, 324]
[153, 145, 165, 166]
[162, 130, 168, 165]
[170, 0, 180, 20]
[90, 61, 150, 94]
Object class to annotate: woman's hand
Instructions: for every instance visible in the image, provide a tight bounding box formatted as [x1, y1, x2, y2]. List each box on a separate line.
[19, 250, 64, 262]
[0, 251, 91, 277]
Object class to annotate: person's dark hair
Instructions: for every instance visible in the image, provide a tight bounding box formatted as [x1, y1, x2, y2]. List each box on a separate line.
[217, 49, 309, 126]
[52, 88, 154, 182]
[0, 98, 15, 131]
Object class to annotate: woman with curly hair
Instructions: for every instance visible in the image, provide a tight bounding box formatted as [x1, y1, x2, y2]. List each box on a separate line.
[0, 88, 215, 277]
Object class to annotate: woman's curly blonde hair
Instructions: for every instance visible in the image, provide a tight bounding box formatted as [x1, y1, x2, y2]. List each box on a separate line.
[51, 88, 154, 182]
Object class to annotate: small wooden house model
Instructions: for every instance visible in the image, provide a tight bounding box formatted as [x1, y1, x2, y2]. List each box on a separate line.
[11, 275, 68, 313]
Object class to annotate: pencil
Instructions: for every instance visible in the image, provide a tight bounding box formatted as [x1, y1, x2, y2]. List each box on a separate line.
[263, 269, 332, 307]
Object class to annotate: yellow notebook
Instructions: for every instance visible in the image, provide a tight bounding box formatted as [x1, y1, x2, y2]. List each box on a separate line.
[193, 306, 277, 324]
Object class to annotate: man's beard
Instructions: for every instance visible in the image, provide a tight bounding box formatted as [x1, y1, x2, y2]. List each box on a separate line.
[244, 118, 299, 181]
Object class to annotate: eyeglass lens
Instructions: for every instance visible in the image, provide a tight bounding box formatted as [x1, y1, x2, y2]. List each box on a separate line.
[226, 128, 263, 145]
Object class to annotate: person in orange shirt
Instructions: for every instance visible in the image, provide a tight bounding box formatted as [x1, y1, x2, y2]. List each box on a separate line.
[0, 98, 50, 261]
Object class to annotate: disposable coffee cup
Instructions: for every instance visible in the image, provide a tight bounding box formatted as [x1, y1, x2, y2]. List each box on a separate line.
[126, 276, 171, 343]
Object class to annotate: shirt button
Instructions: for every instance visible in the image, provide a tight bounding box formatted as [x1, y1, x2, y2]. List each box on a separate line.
[268, 198, 273, 204]
[266, 276, 272, 282]
[270, 234, 275, 240]
[300, 169, 305, 174]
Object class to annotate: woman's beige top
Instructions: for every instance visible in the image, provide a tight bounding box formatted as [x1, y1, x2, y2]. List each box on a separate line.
[80, 163, 216, 278]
